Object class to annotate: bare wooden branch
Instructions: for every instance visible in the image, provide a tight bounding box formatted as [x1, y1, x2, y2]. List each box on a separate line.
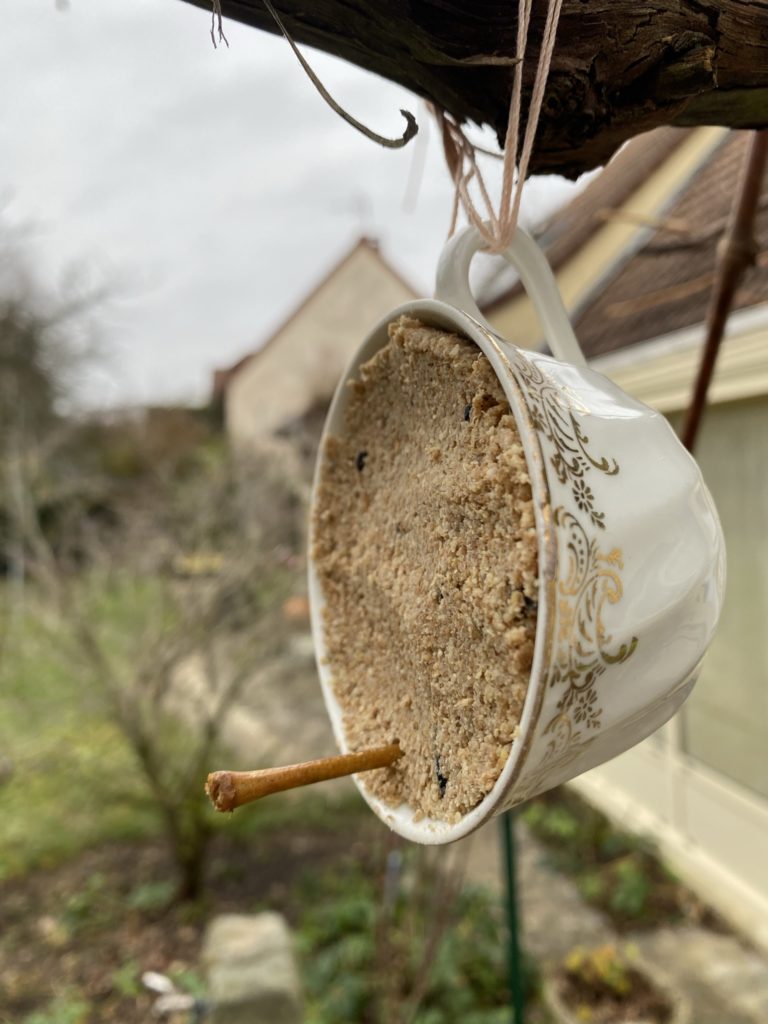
[182, 1, 768, 178]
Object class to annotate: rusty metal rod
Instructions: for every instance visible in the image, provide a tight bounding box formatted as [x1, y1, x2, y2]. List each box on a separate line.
[681, 130, 768, 453]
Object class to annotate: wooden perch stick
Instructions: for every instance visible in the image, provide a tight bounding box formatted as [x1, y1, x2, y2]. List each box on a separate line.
[206, 743, 403, 812]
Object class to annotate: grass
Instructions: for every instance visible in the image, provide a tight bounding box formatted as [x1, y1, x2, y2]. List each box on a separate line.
[0, 581, 561, 1024]
[0, 574, 568, 1023]
[0, 566, 365, 883]
[0, 599, 161, 879]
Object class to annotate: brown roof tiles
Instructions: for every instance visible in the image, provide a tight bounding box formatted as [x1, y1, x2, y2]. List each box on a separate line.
[574, 131, 768, 359]
[480, 127, 691, 313]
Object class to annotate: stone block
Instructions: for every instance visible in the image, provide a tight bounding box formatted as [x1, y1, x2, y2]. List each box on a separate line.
[203, 912, 302, 1024]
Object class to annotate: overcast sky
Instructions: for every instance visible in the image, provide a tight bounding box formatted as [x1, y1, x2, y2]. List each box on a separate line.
[2, 0, 584, 408]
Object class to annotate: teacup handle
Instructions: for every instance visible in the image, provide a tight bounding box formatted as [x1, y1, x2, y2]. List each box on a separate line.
[434, 225, 587, 367]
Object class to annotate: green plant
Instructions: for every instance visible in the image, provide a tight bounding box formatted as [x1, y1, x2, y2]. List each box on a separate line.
[60, 873, 112, 935]
[609, 856, 652, 919]
[166, 966, 207, 1000]
[298, 849, 538, 1024]
[110, 960, 142, 999]
[576, 871, 605, 905]
[556, 943, 673, 1024]
[22, 992, 90, 1024]
[523, 800, 581, 845]
[126, 879, 177, 913]
[563, 945, 634, 1000]
[523, 789, 701, 930]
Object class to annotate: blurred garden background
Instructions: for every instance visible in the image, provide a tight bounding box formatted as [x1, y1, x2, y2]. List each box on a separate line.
[2, 204, 765, 1024]
[3, 2, 768, 1023]
[0, 222, 545, 1021]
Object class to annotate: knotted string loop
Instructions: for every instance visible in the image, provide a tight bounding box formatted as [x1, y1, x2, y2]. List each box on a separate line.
[439, 0, 564, 254]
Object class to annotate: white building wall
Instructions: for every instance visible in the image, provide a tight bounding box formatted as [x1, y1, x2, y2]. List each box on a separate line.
[226, 244, 415, 446]
[579, 312, 768, 954]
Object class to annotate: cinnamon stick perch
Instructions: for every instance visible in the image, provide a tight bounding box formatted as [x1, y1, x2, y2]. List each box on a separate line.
[206, 743, 403, 812]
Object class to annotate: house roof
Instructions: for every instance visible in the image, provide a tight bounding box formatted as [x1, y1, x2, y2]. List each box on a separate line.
[574, 131, 768, 359]
[211, 353, 255, 405]
[479, 127, 692, 312]
[211, 236, 417, 401]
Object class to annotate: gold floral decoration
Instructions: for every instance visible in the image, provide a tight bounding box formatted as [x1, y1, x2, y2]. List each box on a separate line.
[512, 356, 618, 530]
[497, 346, 641, 801]
[470, 328, 640, 801]
[545, 509, 638, 728]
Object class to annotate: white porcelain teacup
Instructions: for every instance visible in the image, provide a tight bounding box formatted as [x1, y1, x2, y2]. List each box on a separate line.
[308, 225, 725, 845]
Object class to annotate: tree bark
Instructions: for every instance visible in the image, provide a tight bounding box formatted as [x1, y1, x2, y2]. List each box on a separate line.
[179, 1, 768, 178]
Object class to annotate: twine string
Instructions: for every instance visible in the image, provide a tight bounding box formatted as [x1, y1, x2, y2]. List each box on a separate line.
[211, 0, 561, 245]
[440, 0, 564, 254]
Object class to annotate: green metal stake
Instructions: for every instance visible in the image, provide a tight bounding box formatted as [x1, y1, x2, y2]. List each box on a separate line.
[500, 809, 525, 1024]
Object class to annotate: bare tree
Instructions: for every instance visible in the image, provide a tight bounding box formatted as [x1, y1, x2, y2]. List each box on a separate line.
[0, 216, 306, 897]
[0, 219, 101, 601]
[54, 452, 303, 901]
[15, 436, 304, 900]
